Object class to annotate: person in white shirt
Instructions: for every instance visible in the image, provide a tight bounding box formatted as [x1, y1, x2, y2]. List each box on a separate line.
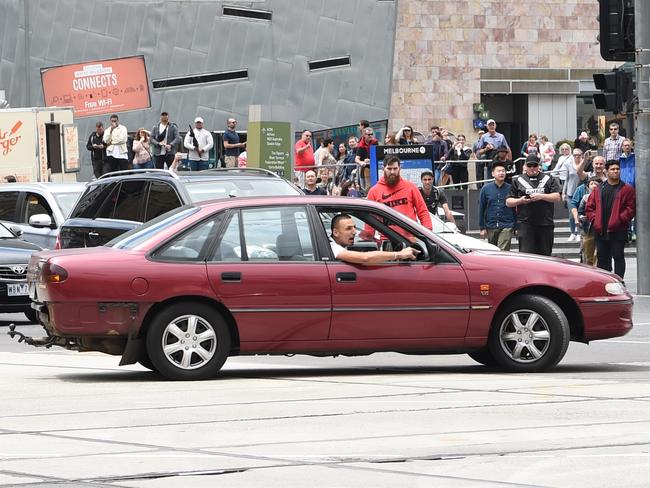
[329, 214, 419, 264]
[184, 117, 214, 171]
[102, 114, 129, 173]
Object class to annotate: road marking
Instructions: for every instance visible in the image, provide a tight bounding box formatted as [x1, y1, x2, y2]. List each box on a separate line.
[606, 340, 650, 344]
[608, 361, 650, 366]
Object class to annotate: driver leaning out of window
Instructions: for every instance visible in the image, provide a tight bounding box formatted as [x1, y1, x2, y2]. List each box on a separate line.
[329, 213, 419, 265]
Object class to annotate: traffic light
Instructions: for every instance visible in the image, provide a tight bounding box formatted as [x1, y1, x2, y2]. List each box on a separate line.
[598, 0, 635, 61]
[593, 69, 633, 114]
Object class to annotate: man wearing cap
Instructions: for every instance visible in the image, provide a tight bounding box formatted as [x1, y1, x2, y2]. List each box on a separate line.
[476, 120, 510, 186]
[184, 117, 214, 171]
[506, 154, 562, 256]
[150, 112, 181, 170]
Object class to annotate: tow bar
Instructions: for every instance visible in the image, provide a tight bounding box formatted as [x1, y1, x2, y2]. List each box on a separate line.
[7, 324, 58, 348]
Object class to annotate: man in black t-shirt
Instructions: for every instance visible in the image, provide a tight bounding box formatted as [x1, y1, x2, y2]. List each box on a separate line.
[506, 154, 562, 256]
[419, 171, 455, 223]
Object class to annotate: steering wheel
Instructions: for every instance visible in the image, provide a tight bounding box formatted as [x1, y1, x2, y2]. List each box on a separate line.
[408, 242, 429, 261]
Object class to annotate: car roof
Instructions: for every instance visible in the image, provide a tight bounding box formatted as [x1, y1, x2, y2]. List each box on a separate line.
[194, 195, 392, 212]
[0, 182, 86, 193]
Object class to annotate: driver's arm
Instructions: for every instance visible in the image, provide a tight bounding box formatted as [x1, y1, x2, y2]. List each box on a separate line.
[336, 247, 419, 265]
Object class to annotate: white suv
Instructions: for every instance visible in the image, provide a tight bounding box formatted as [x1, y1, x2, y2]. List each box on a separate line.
[0, 183, 85, 249]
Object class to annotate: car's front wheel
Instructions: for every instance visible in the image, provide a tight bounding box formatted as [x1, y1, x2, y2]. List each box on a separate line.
[488, 294, 570, 372]
[146, 302, 231, 380]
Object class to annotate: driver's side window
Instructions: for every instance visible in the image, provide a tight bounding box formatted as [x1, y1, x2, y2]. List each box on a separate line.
[318, 208, 430, 261]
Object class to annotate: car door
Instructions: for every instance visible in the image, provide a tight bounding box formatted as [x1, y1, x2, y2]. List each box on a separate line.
[318, 206, 470, 340]
[20, 191, 57, 248]
[0, 190, 21, 234]
[206, 205, 331, 343]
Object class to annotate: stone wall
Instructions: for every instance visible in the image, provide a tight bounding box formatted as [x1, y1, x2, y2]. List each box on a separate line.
[390, 0, 615, 136]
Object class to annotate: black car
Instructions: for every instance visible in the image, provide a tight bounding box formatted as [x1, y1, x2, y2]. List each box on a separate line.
[0, 222, 42, 322]
[58, 168, 303, 249]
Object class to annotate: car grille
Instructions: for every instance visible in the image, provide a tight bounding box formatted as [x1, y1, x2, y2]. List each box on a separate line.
[0, 264, 28, 281]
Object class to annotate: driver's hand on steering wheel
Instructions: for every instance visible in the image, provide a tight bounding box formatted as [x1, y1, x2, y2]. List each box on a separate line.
[398, 247, 420, 261]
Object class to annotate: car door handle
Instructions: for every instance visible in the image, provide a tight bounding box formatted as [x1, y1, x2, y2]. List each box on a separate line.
[221, 272, 241, 283]
[336, 272, 356, 283]
[88, 232, 99, 238]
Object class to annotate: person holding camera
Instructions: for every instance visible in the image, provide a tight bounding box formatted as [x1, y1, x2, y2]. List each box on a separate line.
[132, 129, 153, 169]
[184, 117, 213, 171]
[506, 154, 562, 256]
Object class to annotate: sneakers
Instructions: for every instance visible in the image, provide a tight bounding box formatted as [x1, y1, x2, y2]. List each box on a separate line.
[567, 233, 578, 242]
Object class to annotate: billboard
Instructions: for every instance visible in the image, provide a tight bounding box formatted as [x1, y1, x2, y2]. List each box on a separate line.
[370, 145, 434, 187]
[41, 56, 151, 118]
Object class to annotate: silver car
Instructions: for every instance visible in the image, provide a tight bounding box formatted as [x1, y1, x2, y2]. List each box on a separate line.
[0, 182, 85, 249]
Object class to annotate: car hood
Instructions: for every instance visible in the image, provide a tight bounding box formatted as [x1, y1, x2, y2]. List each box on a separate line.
[437, 232, 499, 251]
[0, 239, 42, 264]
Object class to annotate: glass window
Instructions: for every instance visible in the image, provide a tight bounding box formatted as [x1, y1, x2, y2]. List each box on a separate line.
[210, 206, 314, 262]
[25, 193, 53, 221]
[52, 191, 83, 219]
[109, 206, 200, 250]
[153, 213, 224, 261]
[0, 191, 20, 221]
[71, 183, 119, 219]
[184, 178, 301, 203]
[112, 181, 148, 221]
[145, 182, 182, 221]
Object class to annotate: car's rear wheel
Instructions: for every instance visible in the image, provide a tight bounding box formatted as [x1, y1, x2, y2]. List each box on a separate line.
[145, 302, 230, 380]
[24, 309, 38, 324]
[488, 294, 570, 372]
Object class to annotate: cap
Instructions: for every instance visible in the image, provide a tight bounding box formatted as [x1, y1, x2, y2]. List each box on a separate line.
[496, 145, 508, 153]
[194, 117, 204, 124]
[487, 119, 496, 125]
[525, 154, 540, 165]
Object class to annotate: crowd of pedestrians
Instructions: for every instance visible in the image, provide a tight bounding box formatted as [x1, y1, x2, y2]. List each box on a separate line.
[291, 117, 636, 279]
[86, 112, 246, 178]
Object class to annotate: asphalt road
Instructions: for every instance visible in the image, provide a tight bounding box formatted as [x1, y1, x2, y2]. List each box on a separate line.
[1, 262, 648, 487]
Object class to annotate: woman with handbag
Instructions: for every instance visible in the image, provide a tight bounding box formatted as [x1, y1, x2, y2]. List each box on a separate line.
[133, 128, 154, 169]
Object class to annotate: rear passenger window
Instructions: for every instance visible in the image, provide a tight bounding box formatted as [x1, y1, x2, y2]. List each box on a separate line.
[0, 191, 19, 221]
[70, 183, 119, 219]
[145, 182, 182, 221]
[113, 181, 147, 222]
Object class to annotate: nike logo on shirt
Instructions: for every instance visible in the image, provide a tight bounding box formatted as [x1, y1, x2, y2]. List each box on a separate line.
[381, 190, 400, 200]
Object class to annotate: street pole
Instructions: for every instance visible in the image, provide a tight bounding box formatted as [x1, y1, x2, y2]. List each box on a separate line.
[636, 0, 649, 294]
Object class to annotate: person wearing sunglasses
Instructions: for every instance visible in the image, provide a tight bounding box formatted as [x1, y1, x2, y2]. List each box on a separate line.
[506, 154, 562, 256]
[603, 122, 625, 161]
[397, 125, 416, 145]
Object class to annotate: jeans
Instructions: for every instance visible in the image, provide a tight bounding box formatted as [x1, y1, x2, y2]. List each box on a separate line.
[133, 160, 154, 169]
[189, 160, 209, 171]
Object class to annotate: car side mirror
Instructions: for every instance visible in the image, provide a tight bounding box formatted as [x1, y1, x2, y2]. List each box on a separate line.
[9, 225, 23, 237]
[29, 214, 54, 229]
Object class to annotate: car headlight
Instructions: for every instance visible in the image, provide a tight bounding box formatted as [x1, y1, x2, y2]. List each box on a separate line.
[605, 282, 627, 295]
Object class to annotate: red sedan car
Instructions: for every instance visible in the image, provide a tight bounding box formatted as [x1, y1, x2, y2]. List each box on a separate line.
[21, 196, 632, 380]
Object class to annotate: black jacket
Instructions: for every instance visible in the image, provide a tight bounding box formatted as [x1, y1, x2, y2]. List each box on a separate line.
[86, 132, 106, 161]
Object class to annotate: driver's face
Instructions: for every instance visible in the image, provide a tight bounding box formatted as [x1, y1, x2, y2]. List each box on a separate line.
[334, 218, 356, 246]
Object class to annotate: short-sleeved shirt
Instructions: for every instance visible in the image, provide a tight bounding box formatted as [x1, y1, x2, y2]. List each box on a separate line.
[478, 132, 509, 160]
[223, 129, 240, 157]
[329, 239, 345, 258]
[419, 187, 447, 214]
[508, 173, 562, 226]
[294, 140, 315, 171]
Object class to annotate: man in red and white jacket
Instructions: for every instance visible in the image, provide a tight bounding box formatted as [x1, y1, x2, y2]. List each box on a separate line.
[367, 155, 432, 231]
[585, 159, 636, 279]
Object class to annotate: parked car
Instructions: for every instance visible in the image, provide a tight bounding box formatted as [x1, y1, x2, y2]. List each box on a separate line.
[21, 196, 632, 380]
[0, 182, 85, 249]
[57, 168, 303, 249]
[0, 222, 42, 322]
[430, 212, 498, 251]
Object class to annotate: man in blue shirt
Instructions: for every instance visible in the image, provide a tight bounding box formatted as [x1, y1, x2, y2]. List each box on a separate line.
[478, 160, 516, 251]
[223, 117, 246, 168]
[475, 119, 510, 188]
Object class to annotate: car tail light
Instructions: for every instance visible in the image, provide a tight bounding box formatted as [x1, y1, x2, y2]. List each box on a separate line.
[42, 262, 68, 283]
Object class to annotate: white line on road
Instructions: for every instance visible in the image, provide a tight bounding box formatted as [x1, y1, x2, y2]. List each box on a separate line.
[606, 340, 650, 344]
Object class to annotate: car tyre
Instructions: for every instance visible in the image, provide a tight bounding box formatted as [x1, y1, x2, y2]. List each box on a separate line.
[146, 302, 230, 380]
[467, 348, 498, 367]
[24, 309, 38, 324]
[488, 294, 570, 372]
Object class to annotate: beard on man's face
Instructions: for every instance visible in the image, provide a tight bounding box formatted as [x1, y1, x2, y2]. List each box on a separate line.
[385, 173, 400, 186]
